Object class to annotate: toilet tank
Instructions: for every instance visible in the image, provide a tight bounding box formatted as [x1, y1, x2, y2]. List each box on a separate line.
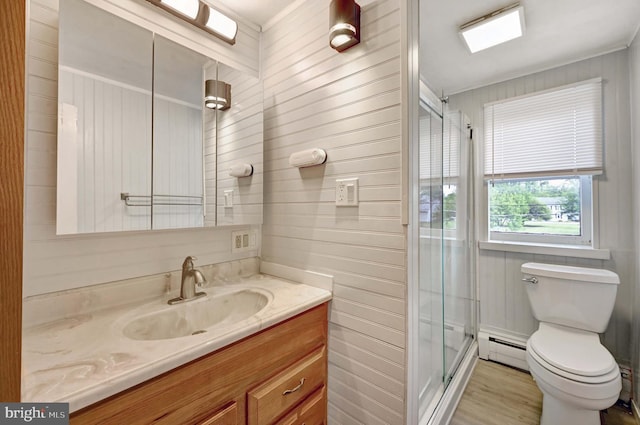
[521, 262, 619, 333]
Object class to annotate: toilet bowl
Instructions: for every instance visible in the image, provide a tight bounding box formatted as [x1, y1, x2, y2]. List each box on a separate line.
[526, 323, 621, 425]
[521, 263, 621, 425]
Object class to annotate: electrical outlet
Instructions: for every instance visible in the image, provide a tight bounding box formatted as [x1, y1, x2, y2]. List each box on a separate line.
[336, 178, 359, 206]
[231, 229, 256, 253]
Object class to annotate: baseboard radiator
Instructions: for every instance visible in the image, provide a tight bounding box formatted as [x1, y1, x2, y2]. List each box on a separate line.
[478, 331, 529, 371]
[478, 331, 634, 404]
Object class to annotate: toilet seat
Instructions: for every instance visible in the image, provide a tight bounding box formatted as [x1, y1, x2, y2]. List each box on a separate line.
[528, 323, 619, 384]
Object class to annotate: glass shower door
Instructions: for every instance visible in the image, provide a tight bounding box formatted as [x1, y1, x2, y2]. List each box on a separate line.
[417, 97, 476, 423]
[441, 107, 475, 385]
[417, 101, 445, 419]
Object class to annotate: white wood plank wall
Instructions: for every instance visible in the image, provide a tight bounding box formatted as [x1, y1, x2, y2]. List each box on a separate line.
[449, 50, 634, 364]
[216, 64, 264, 225]
[628, 32, 640, 406]
[57, 68, 152, 233]
[261, 0, 406, 423]
[153, 98, 204, 230]
[24, 0, 259, 297]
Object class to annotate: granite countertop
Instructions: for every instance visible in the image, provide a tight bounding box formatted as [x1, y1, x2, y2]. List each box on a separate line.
[22, 269, 332, 412]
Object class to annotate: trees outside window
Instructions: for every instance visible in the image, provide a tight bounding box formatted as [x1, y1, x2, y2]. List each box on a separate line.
[489, 177, 581, 235]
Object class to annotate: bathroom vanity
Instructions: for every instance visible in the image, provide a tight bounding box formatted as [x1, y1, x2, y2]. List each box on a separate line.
[22, 259, 332, 425]
[71, 304, 328, 425]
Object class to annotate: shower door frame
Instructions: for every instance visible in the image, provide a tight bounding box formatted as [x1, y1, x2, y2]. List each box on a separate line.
[407, 82, 479, 425]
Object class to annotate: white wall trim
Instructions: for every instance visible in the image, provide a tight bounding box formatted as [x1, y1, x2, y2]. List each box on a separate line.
[628, 22, 640, 48]
[478, 240, 611, 260]
[259, 261, 333, 292]
[405, 0, 420, 420]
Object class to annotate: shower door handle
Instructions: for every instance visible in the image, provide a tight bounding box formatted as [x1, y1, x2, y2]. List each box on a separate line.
[521, 276, 538, 284]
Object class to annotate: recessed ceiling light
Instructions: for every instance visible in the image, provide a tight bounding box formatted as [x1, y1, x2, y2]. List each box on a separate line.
[459, 3, 525, 54]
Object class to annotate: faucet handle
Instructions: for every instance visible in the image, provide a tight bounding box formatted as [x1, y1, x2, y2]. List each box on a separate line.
[182, 256, 197, 269]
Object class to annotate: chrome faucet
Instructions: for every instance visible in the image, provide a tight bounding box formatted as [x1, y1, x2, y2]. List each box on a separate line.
[168, 256, 207, 305]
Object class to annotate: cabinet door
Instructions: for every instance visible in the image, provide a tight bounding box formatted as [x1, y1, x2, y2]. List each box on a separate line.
[275, 386, 326, 425]
[197, 402, 237, 425]
[247, 347, 325, 425]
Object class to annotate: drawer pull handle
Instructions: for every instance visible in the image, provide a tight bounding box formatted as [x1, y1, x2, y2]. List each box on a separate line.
[282, 378, 305, 396]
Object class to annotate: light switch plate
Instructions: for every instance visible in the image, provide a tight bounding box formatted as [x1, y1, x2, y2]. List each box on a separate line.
[336, 178, 359, 206]
[224, 189, 234, 208]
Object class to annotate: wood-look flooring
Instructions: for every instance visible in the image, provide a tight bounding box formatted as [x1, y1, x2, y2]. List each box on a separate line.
[450, 360, 636, 425]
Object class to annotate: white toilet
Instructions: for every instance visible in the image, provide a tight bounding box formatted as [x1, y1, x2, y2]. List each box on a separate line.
[522, 262, 622, 425]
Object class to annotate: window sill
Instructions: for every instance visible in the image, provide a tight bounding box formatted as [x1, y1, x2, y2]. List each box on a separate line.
[478, 240, 610, 260]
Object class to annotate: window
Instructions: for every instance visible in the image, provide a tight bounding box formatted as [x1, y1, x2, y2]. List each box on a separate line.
[419, 104, 468, 240]
[420, 184, 457, 230]
[484, 79, 602, 246]
[489, 176, 592, 245]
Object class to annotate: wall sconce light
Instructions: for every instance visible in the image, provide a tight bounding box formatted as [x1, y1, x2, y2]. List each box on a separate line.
[329, 0, 360, 52]
[146, 0, 238, 45]
[205, 80, 231, 110]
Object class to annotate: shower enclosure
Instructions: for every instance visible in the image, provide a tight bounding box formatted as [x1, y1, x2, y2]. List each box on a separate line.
[413, 87, 477, 424]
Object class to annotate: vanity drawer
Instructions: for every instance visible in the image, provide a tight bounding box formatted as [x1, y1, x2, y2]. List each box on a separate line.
[275, 386, 326, 425]
[197, 402, 237, 425]
[247, 346, 326, 425]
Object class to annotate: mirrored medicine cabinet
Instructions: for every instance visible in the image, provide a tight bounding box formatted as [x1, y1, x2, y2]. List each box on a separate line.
[56, 0, 263, 235]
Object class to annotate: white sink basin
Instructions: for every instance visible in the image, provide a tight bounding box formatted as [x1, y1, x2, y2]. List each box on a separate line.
[122, 289, 270, 341]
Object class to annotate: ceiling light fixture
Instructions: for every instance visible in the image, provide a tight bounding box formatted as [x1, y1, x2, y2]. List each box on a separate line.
[459, 3, 525, 54]
[329, 0, 361, 52]
[147, 0, 238, 45]
[205, 80, 231, 110]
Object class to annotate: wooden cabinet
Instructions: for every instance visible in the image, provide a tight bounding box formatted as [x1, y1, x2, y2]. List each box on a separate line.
[247, 347, 325, 425]
[197, 402, 238, 425]
[70, 303, 328, 425]
[275, 386, 326, 425]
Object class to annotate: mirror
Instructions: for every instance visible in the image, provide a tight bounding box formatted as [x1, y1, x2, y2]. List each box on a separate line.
[57, 0, 154, 234]
[56, 0, 263, 235]
[216, 62, 263, 226]
[151, 36, 208, 230]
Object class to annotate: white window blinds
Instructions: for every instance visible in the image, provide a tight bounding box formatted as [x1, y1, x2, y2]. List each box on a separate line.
[419, 107, 461, 180]
[483, 78, 603, 180]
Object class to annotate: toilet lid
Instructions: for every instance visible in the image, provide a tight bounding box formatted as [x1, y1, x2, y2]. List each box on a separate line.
[529, 324, 616, 377]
